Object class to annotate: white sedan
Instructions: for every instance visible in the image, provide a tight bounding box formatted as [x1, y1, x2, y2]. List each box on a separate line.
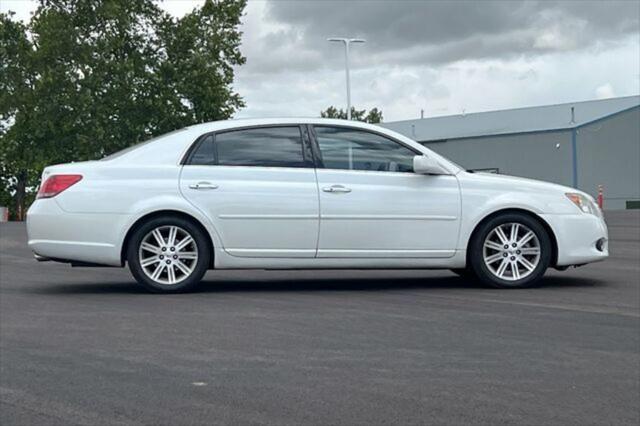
[27, 118, 608, 293]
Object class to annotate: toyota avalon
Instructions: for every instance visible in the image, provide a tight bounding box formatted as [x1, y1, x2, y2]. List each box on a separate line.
[27, 118, 608, 293]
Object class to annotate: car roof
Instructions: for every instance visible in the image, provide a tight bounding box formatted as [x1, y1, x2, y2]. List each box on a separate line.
[184, 117, 389, 134]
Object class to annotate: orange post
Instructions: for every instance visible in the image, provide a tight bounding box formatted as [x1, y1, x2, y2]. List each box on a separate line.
[597, 185, 604, 210]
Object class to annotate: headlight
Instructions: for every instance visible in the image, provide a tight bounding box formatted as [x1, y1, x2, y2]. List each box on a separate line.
[565, 193, 601, 217]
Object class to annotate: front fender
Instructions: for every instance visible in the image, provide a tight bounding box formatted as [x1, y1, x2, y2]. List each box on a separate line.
[457, 193, 549, 250]
[456, 172, 580, 251]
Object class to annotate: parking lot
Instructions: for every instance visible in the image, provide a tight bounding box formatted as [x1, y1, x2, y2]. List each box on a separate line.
[1, 211, 638, 425]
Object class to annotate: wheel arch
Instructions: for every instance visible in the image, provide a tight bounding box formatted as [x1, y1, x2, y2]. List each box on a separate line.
[120, 210, 215, 268]
[466, 208, 559, 267]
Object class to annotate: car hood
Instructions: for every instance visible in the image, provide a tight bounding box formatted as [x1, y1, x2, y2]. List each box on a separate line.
[466, 171, 582, 196]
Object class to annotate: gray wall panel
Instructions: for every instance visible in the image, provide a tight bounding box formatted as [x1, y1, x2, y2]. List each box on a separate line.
[422, 131, 574, 187]
[576, 107, 640, 209]
[389, 106, 639, 209]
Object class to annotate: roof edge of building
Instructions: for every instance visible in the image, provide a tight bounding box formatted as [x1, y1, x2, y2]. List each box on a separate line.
[387, 95, 640, 126]
[410, 103, 640, 143]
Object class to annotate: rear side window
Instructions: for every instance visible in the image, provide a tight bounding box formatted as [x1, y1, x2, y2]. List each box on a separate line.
[187, 126, 309, 168]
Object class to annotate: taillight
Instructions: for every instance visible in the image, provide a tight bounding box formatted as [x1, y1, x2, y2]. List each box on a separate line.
[36, 174, 83, 199]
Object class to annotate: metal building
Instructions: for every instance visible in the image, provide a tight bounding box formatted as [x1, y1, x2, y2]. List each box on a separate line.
[382, 96, 640, 210]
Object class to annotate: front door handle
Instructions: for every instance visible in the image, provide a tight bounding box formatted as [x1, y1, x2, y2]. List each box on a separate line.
[322, 185, 351, 193]
[189, 182, 219, 190]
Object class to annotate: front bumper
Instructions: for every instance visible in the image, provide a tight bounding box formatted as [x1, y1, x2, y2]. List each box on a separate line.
[539, 213, 609, 267]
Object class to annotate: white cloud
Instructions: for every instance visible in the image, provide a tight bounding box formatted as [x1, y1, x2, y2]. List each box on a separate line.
[0, 0, 37, 22]
[3, 0, 639, 122]
[160, 0, 204, 18]
[236, 33, 640, 121]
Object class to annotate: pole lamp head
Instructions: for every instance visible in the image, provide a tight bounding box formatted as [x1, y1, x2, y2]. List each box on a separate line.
[327, 38, 366, 45]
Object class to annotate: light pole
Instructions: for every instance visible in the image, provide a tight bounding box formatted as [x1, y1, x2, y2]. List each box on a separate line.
[328, 37, 365, 120]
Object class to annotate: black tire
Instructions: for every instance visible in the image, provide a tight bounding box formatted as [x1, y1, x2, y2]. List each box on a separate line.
[127, 215, 210, 293]
[468, 212, 552, 289]
[450, 268, 477, 280]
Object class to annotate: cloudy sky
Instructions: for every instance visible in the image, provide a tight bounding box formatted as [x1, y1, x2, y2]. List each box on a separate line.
[2, 0, 639, 121]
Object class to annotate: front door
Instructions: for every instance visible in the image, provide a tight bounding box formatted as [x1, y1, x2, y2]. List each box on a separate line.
[312, 125, 461, 258]
[180, 125, 319, 258]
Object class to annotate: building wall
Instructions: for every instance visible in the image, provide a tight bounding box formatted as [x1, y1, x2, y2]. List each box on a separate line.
[408, 107, 640, 209]
[576, 107, 640, 210]
[421, 130, 575, 188]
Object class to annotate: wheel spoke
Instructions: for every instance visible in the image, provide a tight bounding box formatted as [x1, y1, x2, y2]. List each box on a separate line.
[167, 226, 178, 246]
[518, 257, 536, 271]
[141, 242, 160, 254]
[484, 240, 504, 251]
[150, 263, 165, 280]
[178, 252, 197, 260]
[175, 236, 194, 251]
[520, 247, 540, 255]
[167, 264, 176, 284]
[141, 256, 160, 267]
[518, 231, 535, 247]
[496, 259, 509, 277]
[152, 229, 165, 247]
[174, 260, 192, 276]
[494, 226, 510, 244]
[485, 253, 504, 264]
[509, 223, 520, 243]
[511, 262, 521, 280]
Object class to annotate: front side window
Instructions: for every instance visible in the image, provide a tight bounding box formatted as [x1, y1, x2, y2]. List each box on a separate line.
[313, 126, 416, 172]
[187, 126, 308, 168]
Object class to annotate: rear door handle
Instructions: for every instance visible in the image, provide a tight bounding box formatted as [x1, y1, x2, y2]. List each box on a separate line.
[189, 182, 219, 190]
[322, 185, 351, 193]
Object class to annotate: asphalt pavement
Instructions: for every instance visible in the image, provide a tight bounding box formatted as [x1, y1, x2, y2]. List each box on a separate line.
[1, 211, 639, 425]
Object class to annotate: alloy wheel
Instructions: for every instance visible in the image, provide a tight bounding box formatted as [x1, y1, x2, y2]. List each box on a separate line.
[483, 222, 541, 281]
[138, 225, 199, 285]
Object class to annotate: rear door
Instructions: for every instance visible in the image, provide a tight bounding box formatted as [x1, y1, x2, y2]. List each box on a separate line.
[180, 125, 320, 258]
[311, 125, 461, 258]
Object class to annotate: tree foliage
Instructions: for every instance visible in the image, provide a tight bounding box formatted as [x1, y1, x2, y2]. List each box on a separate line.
[320, 106, 383, 123]
[0, 0, 246, 219]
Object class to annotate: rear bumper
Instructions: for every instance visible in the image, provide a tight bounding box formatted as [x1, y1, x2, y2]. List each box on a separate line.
[26, 199, 128, 266]
[540, 213, 609, 267]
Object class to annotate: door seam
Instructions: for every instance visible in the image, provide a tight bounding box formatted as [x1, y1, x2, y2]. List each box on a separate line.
[313, 166, 322, 258]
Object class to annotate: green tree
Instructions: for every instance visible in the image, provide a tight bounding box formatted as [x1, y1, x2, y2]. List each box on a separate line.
[320, 106, 383, 123]
[0, 13, 42, 220]
[0, 0, 246, 220]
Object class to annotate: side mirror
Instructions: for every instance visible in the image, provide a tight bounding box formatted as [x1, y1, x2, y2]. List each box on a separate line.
[413, 155, 448, 175]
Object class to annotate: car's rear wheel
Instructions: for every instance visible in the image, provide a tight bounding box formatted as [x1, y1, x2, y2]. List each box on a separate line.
[127, 216, 210, 293]
[468, 213, 551, 288]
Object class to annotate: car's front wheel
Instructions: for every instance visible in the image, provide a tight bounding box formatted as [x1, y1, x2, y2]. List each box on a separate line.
[468, 213, 552, 288]
[127, 216, 210, 293]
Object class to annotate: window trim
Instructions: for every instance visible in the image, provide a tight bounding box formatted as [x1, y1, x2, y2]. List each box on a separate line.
[308, 124, 422, 172]
[181, 124, 315, 168]
[185, 134, 216, 166]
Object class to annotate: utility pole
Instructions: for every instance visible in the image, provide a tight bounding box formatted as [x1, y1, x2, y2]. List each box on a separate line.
[328, 38, 365, 120]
